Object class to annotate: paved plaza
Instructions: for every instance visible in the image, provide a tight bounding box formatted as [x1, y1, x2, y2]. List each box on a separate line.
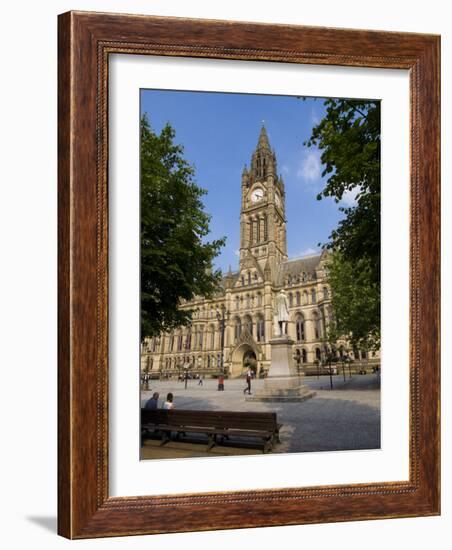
[141, 374, 380, 459]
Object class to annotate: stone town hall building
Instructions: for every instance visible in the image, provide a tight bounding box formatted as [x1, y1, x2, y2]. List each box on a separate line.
[142, 126, 358, 378]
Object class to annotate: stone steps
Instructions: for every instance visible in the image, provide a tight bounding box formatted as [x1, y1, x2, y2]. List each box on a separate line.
[246, 389, 316, 403]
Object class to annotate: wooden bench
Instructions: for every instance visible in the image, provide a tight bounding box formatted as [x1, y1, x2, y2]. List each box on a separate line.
[141, 409, 282, 453]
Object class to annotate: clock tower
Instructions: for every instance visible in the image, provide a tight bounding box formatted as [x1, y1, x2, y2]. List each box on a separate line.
[239, 126, 287, 280]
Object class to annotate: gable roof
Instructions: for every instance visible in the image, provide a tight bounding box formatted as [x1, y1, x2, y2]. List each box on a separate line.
[276, 254, 322, 285]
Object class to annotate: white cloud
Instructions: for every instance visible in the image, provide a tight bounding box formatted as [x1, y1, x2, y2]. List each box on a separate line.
[300, 247, 318, 256]
[297, 150, 322, 183]
[281, 164, 290, 175]
[311, 108, 320, 125]
[234, 249, 240, 257]
[340, 187, 360, 207]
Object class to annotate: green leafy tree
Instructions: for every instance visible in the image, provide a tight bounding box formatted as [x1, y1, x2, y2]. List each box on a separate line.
[326, 253, 380, 350]
[140, 114, 225, 340]
[305, 99, 381, 348]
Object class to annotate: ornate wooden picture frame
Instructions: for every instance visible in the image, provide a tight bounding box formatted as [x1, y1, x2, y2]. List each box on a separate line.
[58, 11, 440, 538]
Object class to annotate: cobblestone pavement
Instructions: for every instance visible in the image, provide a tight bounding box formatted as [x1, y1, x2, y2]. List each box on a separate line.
[141, 374, 380, 456]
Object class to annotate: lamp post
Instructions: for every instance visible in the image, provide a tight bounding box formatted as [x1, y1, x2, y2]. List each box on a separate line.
[340, 352, 346, 383]
[346, 355, 353, 378]
[323, 345, 334, 390]
[216, 304, 230, 388]
[183, 364, 189, 389]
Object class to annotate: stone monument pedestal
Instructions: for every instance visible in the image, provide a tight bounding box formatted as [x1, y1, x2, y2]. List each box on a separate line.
[246, 336, 316, 403]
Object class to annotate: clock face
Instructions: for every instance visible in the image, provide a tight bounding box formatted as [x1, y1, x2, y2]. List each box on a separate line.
[251, 187, 264, 203]
[275, 193, 281, 207]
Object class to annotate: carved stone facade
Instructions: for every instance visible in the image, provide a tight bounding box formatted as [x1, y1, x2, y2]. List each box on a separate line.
[141, 127, 375, 378]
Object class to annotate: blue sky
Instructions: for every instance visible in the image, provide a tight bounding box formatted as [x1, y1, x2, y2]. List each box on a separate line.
[141, 89, 356, 273]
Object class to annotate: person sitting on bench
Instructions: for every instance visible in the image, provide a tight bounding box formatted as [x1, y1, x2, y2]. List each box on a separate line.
[144, 392, 159, 410]
[162, 393, 174, 409]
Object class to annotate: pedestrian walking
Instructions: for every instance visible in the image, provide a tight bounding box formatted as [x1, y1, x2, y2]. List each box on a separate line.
[243, 368, 252, 395]
[198, 375, 203, 386]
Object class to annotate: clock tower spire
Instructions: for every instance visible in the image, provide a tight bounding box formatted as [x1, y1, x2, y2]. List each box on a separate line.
[239, 125, 287, 279]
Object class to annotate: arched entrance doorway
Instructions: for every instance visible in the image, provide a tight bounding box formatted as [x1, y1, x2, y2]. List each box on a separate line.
[243, 349, 257, 374]
[230, 343, 258, 378]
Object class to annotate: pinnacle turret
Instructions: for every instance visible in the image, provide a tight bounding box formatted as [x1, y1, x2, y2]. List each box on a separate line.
[264, 258, 272, 281]
[257, 124, 271, 150]
[225, 265, 234, 289]
[250, 125, 276, 182]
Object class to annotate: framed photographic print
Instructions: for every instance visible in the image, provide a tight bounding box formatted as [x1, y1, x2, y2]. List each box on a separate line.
[58, 11, 440, 538]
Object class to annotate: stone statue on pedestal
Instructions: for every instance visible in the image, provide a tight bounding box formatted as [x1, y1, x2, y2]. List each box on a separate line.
[275, 289, 290, 336]
[246, 290, 316, 403]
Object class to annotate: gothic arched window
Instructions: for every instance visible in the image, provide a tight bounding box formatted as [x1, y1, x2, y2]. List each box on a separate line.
[177, 333, 183, 351]
[244, 315, 253, 335]
[256, 314, 265, 342]
[289, 292, 293, 307]
[311, 289, 317, 303]
[323, 287, 329, 300]
[234, 317, 242, 341]
[317, 315, 322, 339]
[257, 292, 263, 307]
[209, 325, 215, 349]
[198, 326, 204, 349]
[296, 314, 305, 342]
[312, 312, 321, 340]
[302, 349, 307, 363]
[296, 291, 301, 306]
[185, 331, 191, 351]
[315, 348, 321, 361]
